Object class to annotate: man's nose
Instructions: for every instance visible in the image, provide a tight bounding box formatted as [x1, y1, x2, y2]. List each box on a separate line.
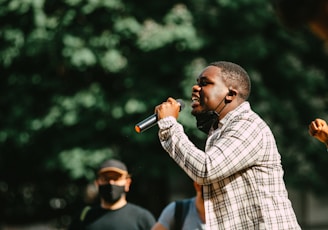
[192, 84, 201, 92]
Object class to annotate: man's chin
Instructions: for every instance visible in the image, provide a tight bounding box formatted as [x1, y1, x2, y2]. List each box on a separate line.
[191, 109, 204, 116]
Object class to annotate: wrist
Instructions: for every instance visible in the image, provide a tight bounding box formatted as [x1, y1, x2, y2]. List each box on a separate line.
[158, 116, 176, 129]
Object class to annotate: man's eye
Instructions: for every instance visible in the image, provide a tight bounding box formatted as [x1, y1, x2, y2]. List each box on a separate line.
[198, 80, 208, 86]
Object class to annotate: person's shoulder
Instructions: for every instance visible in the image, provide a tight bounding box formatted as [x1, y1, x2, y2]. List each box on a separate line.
[185, 197, 195, 202]
[126, 203, 156, 222]
[165, 197, 193, 208]
[83, 205, 106, 218]
[126, 202, 148, 209]
[177, 197, 194, 205]
[84, 204, 103, 213]
[70, 204, 105, 227]
[176, 197, 194, 210]
[163, 197, 194, 215]
[126, 203, 154, 214]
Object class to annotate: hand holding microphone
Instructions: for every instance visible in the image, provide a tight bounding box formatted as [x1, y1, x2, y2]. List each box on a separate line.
[135, 98, 185, 133]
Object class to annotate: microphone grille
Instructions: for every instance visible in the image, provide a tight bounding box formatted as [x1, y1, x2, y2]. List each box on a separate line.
[176, 99, 185, 111]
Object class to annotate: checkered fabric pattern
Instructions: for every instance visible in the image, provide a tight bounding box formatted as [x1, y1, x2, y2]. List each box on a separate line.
[158, 102, 300, 230]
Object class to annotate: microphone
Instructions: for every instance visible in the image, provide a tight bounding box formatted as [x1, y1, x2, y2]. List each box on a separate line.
[135, 99, 185, 133]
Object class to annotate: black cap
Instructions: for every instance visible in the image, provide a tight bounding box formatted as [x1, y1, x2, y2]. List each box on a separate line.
[97, 159, 128, 175]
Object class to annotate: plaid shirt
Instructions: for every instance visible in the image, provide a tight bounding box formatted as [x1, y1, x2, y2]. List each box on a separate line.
[158, 102, 300, 230]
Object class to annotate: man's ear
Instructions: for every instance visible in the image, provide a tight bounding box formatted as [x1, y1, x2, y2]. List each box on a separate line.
[225, 89, 237, 103]
[125, 177, 132, 192]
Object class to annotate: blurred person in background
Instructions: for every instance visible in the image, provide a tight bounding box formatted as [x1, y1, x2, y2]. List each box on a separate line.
[271, 0, 328, 150]
[151, 181, 205, 230]
[68, 159, 155, 230]
[271, 0, 328, 43]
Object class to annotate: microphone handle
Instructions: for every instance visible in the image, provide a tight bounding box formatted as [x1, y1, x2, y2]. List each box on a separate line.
[135, 114, 157, 133]
[134, 99, 185, 133]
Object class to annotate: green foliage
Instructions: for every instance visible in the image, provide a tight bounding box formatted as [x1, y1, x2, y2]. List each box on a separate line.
[137, 4, 203, 51]
[1, 0, 328, 227]
[57, 147, 116, 180]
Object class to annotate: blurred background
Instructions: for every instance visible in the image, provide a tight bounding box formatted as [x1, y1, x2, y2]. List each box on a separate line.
[1, 0, 328, 229]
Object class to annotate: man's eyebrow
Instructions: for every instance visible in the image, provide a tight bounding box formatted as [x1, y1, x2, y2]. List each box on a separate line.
[197, 75, 208, 80]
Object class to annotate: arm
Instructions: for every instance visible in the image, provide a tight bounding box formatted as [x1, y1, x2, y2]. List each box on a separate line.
[158, 114, 265, 185]
[151, 202, 175, 230]
[151, 223, 168, 230]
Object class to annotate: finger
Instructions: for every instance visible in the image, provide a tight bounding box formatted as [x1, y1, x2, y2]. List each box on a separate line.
[312, 121, 319, 130]
[154, 104, 161, 113]
[315, 119, 326, 128]
[309, 127, 316, 136]
[166, 97, 176, 104]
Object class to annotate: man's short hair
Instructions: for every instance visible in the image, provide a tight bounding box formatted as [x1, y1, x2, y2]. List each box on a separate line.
[210, 61, 251, 100]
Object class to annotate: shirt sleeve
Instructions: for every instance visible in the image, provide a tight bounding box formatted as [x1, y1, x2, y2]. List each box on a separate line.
[158, 111, 271, 185]
[138, 209, 156, 229]
[158, 116, 209, 184]
[157, 202, 176, 229]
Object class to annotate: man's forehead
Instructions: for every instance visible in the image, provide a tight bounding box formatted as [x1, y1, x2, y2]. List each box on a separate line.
[202, 66, 220, 74]
[198, 66, 221, 79]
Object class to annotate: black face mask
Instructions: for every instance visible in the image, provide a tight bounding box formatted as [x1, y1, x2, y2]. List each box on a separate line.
[195, 110, 219, 134]
[98, 184, 125, 204]
[194, 94, 230, 134]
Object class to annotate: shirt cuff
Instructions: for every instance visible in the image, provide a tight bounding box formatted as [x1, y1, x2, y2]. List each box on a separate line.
[158, 116, 177, 129]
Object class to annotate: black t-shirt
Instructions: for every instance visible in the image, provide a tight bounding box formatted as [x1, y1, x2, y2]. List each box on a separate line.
[69, 203, 156, 230]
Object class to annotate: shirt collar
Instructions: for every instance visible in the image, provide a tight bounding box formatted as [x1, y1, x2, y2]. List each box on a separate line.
[218, 101, 250, 128]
